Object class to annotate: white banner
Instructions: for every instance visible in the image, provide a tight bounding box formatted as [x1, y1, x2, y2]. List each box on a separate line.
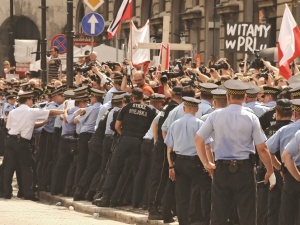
[14, 39, 38, 63]
[129, 20, 150, 65]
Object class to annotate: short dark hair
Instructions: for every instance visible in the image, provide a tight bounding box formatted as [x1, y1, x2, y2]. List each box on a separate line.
[19, 97, 31, 104]
[277, 108, 292, 118]
[200, 92, 213, 101]
[52, 46, 59, 53]
[182, 86, 195, 97]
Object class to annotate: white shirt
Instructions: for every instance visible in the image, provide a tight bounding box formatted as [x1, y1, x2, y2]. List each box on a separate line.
[6, 104, 50, 140]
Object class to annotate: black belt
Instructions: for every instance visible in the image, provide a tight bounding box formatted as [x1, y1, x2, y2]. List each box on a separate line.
[216, 159, 251, 165]
[54, 127, 61, 133]
[176, 154, 199, 161]
[143, 138, 153, 143]
[105, 134, 113, 137]
[8, 134, 30, 143]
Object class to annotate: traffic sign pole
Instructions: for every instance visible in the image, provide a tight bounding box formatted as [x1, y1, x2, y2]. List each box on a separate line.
[66, 0, 74, 88]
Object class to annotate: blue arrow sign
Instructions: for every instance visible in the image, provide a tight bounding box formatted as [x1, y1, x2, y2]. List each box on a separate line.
[82, 13, 105, 36]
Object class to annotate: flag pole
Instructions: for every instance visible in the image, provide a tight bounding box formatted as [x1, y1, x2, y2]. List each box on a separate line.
[130, 20, 133, 62]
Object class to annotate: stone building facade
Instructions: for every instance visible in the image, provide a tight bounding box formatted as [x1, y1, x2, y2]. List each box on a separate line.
[0, 0, 299, 74]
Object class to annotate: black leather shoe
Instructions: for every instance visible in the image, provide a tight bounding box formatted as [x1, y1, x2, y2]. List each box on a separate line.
[163, 217, 175, 223]
[148, 206, 163, 220]
[95, 193, 111, 207]
[73, 192, 85, 201]
[85, 191, 95, 201]
[24, 195, 39, 201]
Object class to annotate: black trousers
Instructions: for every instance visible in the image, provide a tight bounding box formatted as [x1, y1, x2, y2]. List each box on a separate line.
[94, 136, 116, 194]
[37, 129, 53, 190]
[77, 140, 102, 194]
[74, 132, 93, 187]
[175, 156, 211, 225]
[51, 128, 62, 173]
[267, 170, 284, 225]
[210, 161, 256, 225]
[279, 171, 300, 225]
[110, 158, 133, 204]
[51, 136, 73, 194]
[102, 136, 142, 195]
[257, 166, 268, 225]
[148, 140, 168, 208]
[3, 136, 34, 198]
[132, 139, 154, 206]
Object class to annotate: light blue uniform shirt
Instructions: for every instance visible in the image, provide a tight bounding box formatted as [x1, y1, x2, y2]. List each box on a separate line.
[284, 130, 300, 166]
[95, 101, 112, 130]
[195, 100, 213, 119]
[143, 106, 160, 140]
[266, 120, 300, 156]
[43, 101, 58, 133]
[3, 103, 15, 119]
[76, 102, 101, 133]
[165, 114, 210, 156]
[197, 104, 266, 160]
[263, 101, 276, 108]
[105, 106, 120, 135]
[243, 101, 269, 117]
[68, 107, 81, 135]
[62, 106, 78, 135]
[103, 86, 117, 104]
[161, 102, 184, 132]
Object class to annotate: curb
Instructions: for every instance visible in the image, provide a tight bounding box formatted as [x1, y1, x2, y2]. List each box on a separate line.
[39, 192, 178, 225]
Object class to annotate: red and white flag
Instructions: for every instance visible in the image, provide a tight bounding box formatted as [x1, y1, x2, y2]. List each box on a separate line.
[278, 4, 300, 79]
[128, 20, 150, 66]
[107, 0, 132, 39]
[158, 43, 170, 71]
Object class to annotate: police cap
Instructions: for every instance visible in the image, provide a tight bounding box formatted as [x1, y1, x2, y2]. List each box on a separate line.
[5, 90, 18, 99]
[18, 91, 35, 99]
[90, 88, 105, 98]
[43, 85, 55, 95]
[112, 95, 124, 104]
[291, 99, 300, 112]
[111, 91, 126, 97]
[63, 90, 75, 99]
[246, 83, 260, 98]
[275, 99, 292, 111]
[183, 96, 200, 107]
[50, 87, 65, 97]
[73, 86, 90, 96]
[263, 86, 281, 95]
[288, 75, 300, 85]
[211, 89, 227, 99]
[150, 93, 165, 102]
[224, 80, 249, 95]
[199, 83, 218, 93]
[289, 86, 300, 98]
[74, 95, 89, 102]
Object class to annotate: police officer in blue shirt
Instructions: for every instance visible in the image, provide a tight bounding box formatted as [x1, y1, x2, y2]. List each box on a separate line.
[37, 87, 65, 191]
[280, 106, 300, 224]
[195, 79, 275, 225]
[244, 83, 269, 117]
[73, 88, 104, 200]
[165, 96, 212, 225]
[195, 83, 218, 118]
[259, 99, 292, 225]
[262, 86, 280, 108]
[3, 90, 17, 120]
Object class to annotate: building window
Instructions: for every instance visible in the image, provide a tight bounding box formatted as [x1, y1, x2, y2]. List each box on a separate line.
[193, 0, 200, 6]
[160, 1, 165, 11]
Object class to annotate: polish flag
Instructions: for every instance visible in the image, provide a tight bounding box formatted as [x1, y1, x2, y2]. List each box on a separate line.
[107, 0, 132, 39]
[278, 4, 300, 79]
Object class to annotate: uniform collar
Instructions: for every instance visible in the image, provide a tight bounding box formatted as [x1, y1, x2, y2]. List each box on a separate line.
[201, 99, 212, 106]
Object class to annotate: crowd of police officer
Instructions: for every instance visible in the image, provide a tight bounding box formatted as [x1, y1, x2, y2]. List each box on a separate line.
[2, 54, 300, 225]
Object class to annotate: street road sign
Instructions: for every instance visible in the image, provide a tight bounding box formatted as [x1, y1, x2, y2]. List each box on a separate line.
[51, 34, 67, 54]
[73, 34, 97, 46]
[81, 13, 105, 36]
[84, 0, 104, 11]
